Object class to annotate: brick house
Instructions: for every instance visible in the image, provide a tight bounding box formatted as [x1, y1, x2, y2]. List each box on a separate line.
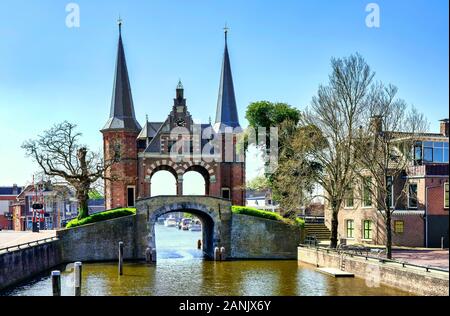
[12, 181, 78, 231]
[101, 23, 245, 209]
[0, 185, 22, 230]
[326, 119, 449, 248]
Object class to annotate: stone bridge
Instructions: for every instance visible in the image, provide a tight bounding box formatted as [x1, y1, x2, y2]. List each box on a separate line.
[54, 196, 301, 264]
[135, 195, 233, 260]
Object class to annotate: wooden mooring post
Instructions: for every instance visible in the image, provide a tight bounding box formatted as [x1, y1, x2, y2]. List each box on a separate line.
[51, 270, 61, 296]
[74, 261, 82, 296]
[119, 241, 124, 275]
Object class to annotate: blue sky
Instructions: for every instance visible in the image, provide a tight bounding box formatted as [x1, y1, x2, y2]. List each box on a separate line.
[0, 0, 448, 189]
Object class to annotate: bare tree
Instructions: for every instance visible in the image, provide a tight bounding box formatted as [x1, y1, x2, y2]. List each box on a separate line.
[22, 121, 117, 219]
[355, 84, 428, 258]
[302, 53, 375, 248]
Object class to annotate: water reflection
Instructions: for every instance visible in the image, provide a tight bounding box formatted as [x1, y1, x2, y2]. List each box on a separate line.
[2, 225, 411, 296]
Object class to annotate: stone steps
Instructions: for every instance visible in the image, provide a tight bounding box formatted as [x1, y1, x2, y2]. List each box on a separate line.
[305, 223, 331, 241]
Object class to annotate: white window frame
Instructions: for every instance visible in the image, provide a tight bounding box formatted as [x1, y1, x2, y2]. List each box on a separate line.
[362, 177, 373, 208]
[346, 220, 355, 239]
[362, 220, 373, 240]
[344, 187, 354, 209]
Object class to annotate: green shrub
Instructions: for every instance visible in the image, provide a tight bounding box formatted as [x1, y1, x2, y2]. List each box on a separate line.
[295, 217, 305, 228]
[231, 206, 284, 221]
[231, 206, 305, 228]
[65, 208, 136, 228]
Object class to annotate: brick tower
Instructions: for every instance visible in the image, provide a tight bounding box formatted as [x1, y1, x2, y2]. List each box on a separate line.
[213, 28, 245, 206]
[101, 20, 141, 210]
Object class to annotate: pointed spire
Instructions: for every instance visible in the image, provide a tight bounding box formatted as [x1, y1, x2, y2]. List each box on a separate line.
[214, 25, 240, 132]
[102, 19, 141, 132]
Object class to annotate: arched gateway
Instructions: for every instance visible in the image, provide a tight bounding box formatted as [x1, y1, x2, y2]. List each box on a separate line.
[101, 23, 245, 211]
[135, 196, 232, 261]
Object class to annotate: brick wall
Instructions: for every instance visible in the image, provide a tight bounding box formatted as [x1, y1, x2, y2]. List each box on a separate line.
[103, 131, 139, 210]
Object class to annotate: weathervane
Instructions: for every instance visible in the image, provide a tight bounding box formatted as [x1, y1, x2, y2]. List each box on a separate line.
[223, 23, 229, 42]
[118, 16, 123, 34]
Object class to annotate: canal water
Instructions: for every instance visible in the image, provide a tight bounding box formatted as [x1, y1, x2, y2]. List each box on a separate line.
[2, 225, 410, 296]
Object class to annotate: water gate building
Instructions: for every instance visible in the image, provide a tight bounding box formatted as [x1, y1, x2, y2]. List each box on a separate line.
[101, 23, 245, 210]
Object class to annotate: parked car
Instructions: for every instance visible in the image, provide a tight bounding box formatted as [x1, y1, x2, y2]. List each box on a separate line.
[189, 219, 202, 232]
[179, 218, 192, 230]
[164, 217, 177, 227]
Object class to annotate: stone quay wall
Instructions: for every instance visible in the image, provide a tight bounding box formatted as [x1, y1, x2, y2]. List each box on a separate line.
[298, 246, 449, 296]
[0, 240, 62, 291]
[56, 215, 138, 263]
[231, 214, 302, 259]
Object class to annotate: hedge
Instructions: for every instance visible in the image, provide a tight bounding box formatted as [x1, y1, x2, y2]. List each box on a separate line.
[231, 206, 305, 228]
[65, 208, 136, 228]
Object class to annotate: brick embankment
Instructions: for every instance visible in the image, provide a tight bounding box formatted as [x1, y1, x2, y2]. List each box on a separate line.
[298, 246, 449, 296]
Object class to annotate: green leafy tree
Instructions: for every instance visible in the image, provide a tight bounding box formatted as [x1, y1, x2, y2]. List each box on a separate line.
[246, 175, 270, 191]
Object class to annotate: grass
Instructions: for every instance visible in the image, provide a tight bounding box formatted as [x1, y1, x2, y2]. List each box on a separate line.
[65, 208, 136, 228]
[231, 206, 305, 228]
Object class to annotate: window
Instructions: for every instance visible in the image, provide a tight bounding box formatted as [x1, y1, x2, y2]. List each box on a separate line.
[345, 186, 354, 208]
[386, 176, 394, 208]
[408, 183, 418, 209]
[26, 216, 33, 230]
[222, 188, 230, 200]
[394, 220, 404, 234]
[363, 177, 372, 207]
[413, 141, 449, 164]
[363, 220, 372, 240]
[127, 187, 135, 207]
[113, 142, 121, 162]
[414, 142, 422, 164]
[346, 220, 354, 238]
[423, 142, 433, 162]
[445, 183, 449, 209]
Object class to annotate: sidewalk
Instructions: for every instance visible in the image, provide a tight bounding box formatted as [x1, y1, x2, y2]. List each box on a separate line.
[0, 230, 56, 249]
[318, 240, 449, 270]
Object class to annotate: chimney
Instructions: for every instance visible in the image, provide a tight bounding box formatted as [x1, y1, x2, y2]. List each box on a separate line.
[370, 115, 383, 135]
[440, 119, 449, 137]
[12, 184, 18, 195]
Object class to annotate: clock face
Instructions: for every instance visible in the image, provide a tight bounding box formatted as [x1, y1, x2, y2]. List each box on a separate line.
[176, 118, 186, 127]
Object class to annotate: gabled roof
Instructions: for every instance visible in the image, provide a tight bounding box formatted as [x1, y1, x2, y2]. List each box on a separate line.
[214, 30, 241, 133]
[143, 121, 216, 154]
[0, 186, 22, 196]
[102, 23, 141, 132]
[138, 121, 163, 140]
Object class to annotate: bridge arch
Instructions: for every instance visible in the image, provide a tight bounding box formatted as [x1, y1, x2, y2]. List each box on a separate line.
[136, 196, 232, 261]
[150, 203, 215, 258]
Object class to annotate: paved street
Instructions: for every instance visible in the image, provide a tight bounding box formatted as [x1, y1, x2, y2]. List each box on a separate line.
[0, 230, 56, 249]
[391, 249, 449, 270]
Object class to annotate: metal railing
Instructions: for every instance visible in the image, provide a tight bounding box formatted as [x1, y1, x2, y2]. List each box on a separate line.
[299, 215, 325, 224]
[300, 244, 449, 274]
[0, 236, 59, 254]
